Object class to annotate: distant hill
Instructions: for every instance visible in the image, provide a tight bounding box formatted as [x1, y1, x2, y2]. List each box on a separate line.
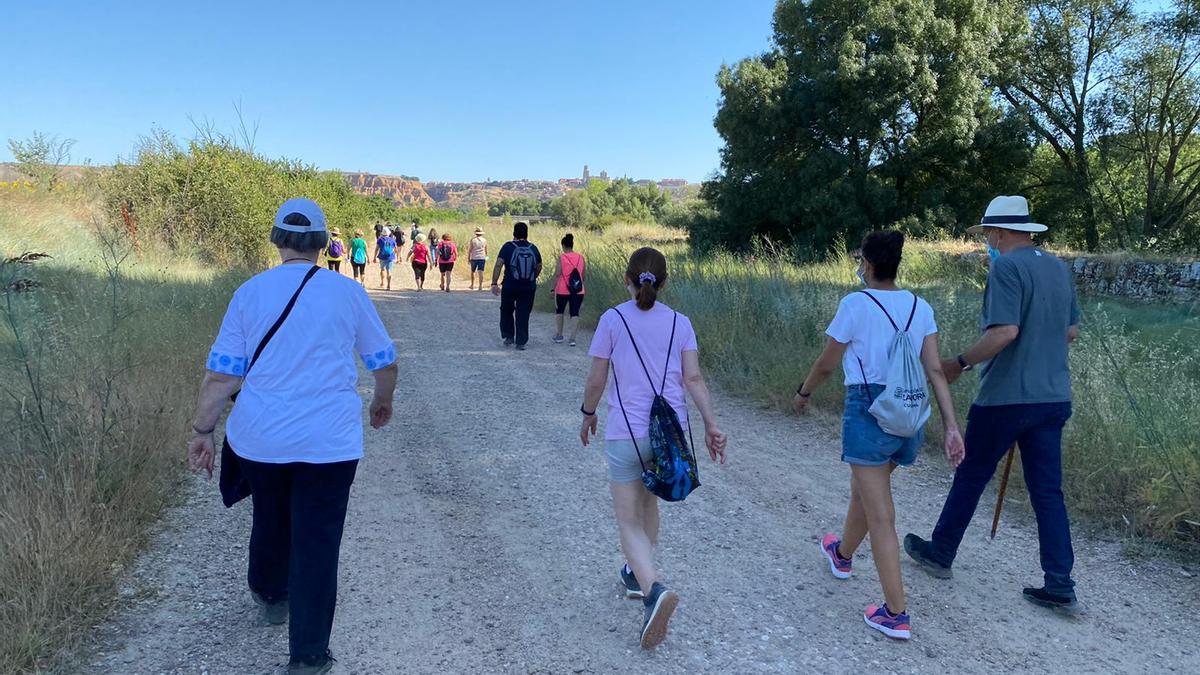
[341, 172, 434, 207]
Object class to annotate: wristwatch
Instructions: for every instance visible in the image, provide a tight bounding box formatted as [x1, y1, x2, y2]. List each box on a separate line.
[956, 354, 973, 372]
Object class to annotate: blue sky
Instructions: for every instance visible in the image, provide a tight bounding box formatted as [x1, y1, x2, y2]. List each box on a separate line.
[0, 1, 777, 182]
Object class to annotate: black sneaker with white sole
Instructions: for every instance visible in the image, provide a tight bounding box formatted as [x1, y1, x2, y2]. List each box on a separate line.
[620, 564, 644, 599]
[286, 650, 335, 675]
[1023, 587, 1080, 615]
[904, 533, 953, 579]
[640, 582, 679, 649]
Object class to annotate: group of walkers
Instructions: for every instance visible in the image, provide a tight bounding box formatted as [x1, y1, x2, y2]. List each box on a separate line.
[322, 221, 490, 293]
[188, 194, 1082, 672]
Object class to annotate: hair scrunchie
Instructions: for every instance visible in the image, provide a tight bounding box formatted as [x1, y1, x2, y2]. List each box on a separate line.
[638, 271, 657, 286]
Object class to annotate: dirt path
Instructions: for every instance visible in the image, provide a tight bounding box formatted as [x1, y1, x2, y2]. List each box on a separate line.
[64, 267, 1199, 674]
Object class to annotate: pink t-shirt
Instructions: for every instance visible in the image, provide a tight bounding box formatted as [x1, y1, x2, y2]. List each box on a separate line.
[589, 300, 698, 440]
[554, 252, 586, 296]
[435, 240, 458, 264]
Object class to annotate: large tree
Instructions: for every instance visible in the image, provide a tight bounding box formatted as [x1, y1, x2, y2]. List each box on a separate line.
[703, 0, 1022, 252]
[996, 0, 1137, 251]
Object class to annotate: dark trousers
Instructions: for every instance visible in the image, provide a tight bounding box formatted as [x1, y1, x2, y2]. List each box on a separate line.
[239, 458, 359, 659]
[499, 286, 536, 345]
[929, 402, 1075, 597]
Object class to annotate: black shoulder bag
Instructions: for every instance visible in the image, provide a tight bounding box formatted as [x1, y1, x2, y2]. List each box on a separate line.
[219, 265, 320, 507]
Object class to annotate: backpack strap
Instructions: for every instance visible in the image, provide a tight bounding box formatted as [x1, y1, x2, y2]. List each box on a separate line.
[857, 290, 898, 331]
[904, 292, 918, 331]
[612, 307, 660, 395]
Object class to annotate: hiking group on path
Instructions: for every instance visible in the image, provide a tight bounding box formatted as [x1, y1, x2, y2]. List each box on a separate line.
[186, 195, 1084, 673]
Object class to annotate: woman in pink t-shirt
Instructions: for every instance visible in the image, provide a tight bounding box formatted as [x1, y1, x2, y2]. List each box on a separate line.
[435, 233, 458, 292]
[406, 234, 431, 291]
[578, 247, 728, 651]
[552, 233, 586, 346]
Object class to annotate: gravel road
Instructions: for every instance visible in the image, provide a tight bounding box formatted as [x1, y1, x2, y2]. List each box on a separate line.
[62, 269, 1199, 674]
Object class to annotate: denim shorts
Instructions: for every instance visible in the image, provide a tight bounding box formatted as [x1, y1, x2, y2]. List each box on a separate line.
[842, 384, 922, 467]
[603, 437, 658, 482]
[470, 259, 486, 272]
[379, 258, 395, 272]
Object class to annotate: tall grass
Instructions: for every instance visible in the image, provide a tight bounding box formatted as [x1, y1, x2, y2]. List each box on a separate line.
[522, 220, 1200, 547]
[0, 190, 245, 672]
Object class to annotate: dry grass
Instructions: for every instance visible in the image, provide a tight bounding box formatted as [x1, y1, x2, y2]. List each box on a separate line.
[0, 190, 245, 672]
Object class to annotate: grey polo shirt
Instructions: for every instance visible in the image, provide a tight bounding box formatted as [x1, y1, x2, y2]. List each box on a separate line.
[976, 246, 1080, 407]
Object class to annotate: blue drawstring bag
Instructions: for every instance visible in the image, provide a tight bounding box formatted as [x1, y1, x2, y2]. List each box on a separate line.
[611, 308, 701, 502]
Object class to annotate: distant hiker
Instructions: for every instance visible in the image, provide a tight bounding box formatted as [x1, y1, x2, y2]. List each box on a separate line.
[186, 197, 398, 675]
[491, 221, 542, 350]
[374, 222, 384, 240]
[374, 227, 397, 291]
[793, 231, 964, 641]
[349, 230, 369, 286]
[552, 232, 586, 346]
[436, 232, 458, 292]
[410, 221, 422, 245]
[467, 227, 488, 290]
[324, 230, 345, 273]
[393, 224, 407, 260]
[578, 246, 727, 650]
[406, 233, 431, 291]
[905, 195, 1083, 614]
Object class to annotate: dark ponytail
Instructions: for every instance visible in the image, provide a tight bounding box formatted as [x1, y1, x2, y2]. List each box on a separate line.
[626, 247, 668, 311]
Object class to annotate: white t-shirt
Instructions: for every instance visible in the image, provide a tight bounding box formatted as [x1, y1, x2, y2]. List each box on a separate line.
[825, 290, 937, 386]
[207, 264, 396, 464]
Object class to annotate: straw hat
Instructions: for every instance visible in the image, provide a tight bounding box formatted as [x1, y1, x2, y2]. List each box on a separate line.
[967, 196, 1048, 234]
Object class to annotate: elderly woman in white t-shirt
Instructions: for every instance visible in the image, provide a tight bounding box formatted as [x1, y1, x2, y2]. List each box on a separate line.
[793, 230, 964, 643]
[187, 198, 398, 675]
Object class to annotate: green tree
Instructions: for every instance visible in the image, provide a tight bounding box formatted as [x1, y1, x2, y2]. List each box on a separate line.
[704, 0, 1019, 253]
[6, 131, 76, 190]
[997, 0, 1137, 251]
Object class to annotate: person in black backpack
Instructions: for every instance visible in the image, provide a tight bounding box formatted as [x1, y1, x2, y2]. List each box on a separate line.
[552, 233, 586, 346]
[490, 221, 542, 350]
[578, 247, 727, 650]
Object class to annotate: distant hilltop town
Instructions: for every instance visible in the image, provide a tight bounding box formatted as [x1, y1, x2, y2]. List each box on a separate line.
[342, 165, 693, 209]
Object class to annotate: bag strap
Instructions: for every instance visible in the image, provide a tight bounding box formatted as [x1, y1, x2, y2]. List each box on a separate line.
[857, 290, 898, 331]
[246, 265, 320, 377]
[905, 292, 918, 331]
[612, 307, 676, 396]
[611, 367, 648, 473]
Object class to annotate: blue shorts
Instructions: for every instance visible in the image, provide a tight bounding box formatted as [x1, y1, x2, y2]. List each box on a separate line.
[470, 259, 486, 272]
[842, 384, 922, 467]
[379, 258, 395, 272]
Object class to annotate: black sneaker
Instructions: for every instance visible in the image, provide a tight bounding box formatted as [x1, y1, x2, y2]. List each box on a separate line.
[503, 337, 515, 347]
[620, 564, 644, 600]
[250, 590, 288, 626]
[286, 650, 335, 675]
[1023, 587, 1080, 615]
[515, 344, 527, 351]
[640, 582, 679, 650]
[904, 534, 953, 579]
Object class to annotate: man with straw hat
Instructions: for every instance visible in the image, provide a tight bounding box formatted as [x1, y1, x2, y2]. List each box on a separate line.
[904, 195, 1083, 614]
[467, 227, 488, 291]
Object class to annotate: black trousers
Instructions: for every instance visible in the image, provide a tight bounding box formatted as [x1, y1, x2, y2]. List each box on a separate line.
[239, 457, 358, 660]
[499, 286, 536, 346]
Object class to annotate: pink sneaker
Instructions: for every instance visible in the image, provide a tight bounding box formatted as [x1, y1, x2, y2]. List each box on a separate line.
[864, 603, 912, 640]
[820, 533, 852, 579]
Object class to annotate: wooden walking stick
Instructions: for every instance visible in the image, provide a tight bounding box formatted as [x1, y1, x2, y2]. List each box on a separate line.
[990, 445, 1018, 540]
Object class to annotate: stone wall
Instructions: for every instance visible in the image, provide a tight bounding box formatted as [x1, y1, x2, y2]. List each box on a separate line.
[1062, 256, 1200, 303]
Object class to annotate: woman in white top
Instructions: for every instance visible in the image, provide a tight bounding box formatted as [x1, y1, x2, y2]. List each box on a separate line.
[186, 198, 398, 675]
[793, 230, 963, 642]
[579, 247, 728, 651]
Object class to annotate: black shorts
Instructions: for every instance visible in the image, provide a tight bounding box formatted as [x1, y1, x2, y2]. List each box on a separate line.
[412, 261, 427, 281]
[555, 293, 584, 317]
[351, 262, 365, 275]
[439, 262, 455, 273]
